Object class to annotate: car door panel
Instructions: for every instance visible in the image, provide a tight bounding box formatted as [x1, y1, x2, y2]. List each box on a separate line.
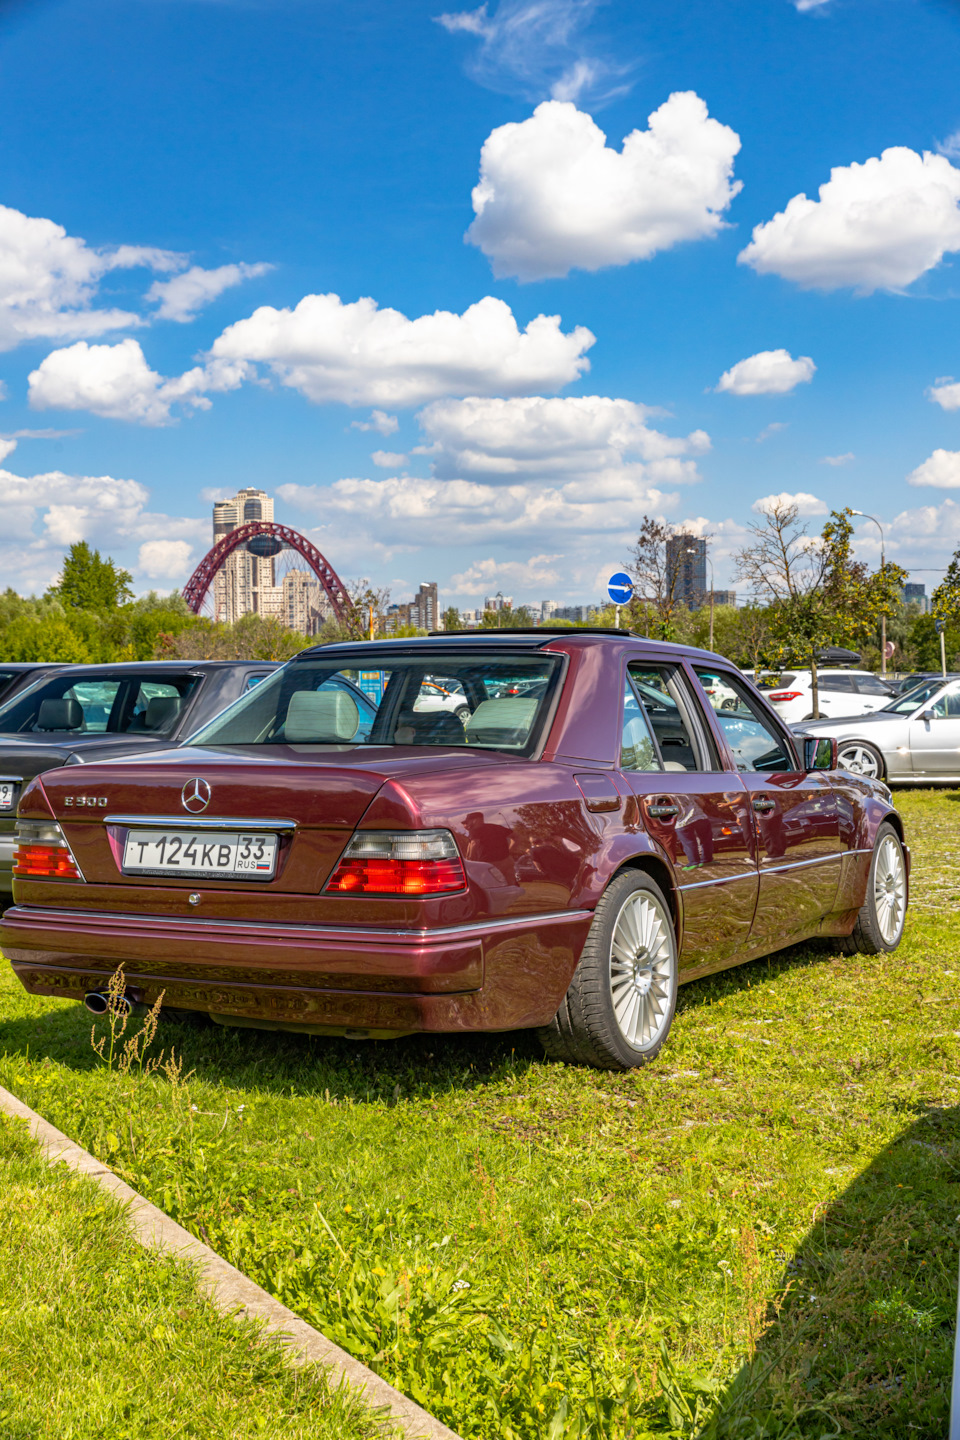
[691, 666, 843, 949]
[619, 666, 758, 973]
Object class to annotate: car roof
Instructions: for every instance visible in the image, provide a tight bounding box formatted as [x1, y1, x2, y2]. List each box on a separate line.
[296, 629, 734, 666]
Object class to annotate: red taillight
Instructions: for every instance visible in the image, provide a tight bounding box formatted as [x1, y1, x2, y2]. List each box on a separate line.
[768, 691, 802, 702]
[13, 821, 82, 881]
[326, 829, 466, 896]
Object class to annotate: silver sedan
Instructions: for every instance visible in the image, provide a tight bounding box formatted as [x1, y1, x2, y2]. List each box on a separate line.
[793, 675, 960, 782]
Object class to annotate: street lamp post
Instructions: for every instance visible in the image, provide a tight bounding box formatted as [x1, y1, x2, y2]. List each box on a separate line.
[687, 546, 715, 651]
[851, 510, 888, 677]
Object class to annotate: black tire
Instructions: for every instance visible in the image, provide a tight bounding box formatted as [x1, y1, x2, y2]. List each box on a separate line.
[536, 870, 678, 1071]
[455, 706, 470, 723]
[836, 739, 885, 781]
[838, 822, 906, 956]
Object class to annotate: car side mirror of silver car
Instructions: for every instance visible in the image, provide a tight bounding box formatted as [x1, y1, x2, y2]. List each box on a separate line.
[921, 709, 936, 722]
[803, 735, 837, 771]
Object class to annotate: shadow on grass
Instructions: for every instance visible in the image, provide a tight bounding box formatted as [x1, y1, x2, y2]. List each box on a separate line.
[658, 1103, 960, 1440]
[2, 934, 846, 1104]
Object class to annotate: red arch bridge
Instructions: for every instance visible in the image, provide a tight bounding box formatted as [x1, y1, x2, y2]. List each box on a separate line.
[182, 521, 350, 623]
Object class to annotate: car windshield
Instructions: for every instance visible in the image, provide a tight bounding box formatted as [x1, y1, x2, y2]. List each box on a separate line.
[880, 677, 951, 715]
[186, 651, 562, 754]
[0, 671, 200, 736]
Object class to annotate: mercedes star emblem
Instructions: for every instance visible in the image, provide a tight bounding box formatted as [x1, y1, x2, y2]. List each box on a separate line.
[181, 778, 212, 814]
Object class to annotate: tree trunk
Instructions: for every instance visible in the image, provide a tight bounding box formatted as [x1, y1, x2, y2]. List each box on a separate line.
[811, 652, 820, 720]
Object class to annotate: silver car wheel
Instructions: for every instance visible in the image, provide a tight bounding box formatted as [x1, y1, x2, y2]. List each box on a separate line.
[609, 891, 675, 1049]
[838, 742, 881, 779]
[873, 834, 906, 945]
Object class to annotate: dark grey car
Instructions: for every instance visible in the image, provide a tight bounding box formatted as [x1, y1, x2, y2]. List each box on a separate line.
[0, 659, 278, 894]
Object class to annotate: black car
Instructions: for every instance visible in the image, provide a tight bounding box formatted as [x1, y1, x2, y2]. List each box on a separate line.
[0, 659, 278, 895]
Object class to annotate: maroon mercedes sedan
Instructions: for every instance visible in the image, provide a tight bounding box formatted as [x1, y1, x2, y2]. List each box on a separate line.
[1, 631, 908, 1071]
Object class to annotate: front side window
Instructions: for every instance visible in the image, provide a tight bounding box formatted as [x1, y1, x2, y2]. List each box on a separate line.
[926, 680, 960, 718]
[693, 668, 795, 773]
[820, 674, 854, 693]
[851, 674, 891, 696]
[187, 652, 561, 755]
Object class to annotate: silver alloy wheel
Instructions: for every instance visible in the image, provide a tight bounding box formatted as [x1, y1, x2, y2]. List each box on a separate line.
[838, 742, 881, 779]
[609, 890, 675, 1049]
[873, 833, 906, 945]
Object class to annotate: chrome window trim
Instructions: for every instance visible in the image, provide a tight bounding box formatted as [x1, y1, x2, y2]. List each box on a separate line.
[104, 815, 298, 832]
[10, 905, 592, 940]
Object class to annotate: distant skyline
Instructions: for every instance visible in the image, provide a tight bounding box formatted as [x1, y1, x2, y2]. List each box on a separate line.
[1, 0, 960, 607]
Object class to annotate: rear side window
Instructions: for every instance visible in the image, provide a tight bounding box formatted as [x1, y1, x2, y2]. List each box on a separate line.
[820, 674, 854, 693]
[626, 664, 716, 773]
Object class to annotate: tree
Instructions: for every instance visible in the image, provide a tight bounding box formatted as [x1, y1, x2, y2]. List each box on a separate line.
[157, 612, 315, 661]
[51, 542, 133, 611]
[317, 582, 393, 643]
[735, 503, 906, 717]
[442, 606, 462, 632]
[479, 605, 534, 629]
[624, 517, 704, 638]
[932, 545, 960, 627]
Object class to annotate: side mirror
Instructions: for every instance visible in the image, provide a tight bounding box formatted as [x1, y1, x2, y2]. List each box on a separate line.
[803, 735, 837, 771]
[921, 709, 936, 722]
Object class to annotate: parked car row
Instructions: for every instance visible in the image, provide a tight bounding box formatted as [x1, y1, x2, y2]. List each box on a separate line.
[0, 631, 908, 1070]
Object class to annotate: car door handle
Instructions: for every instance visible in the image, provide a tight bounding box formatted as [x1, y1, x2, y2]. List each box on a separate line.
[647, 801, 679, 817]
[752, 797, 776, 812]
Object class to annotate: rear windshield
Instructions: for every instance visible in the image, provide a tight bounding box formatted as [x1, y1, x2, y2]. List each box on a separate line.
[186, 652, 562, 755]
[0, 672, 200, 736]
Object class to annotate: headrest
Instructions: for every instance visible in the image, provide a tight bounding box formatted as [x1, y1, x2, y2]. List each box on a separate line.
[37, 697, 83, 731]
[464, 698, 538, 741]
[285, 688, 359, 743]
[143, 696, 181, 730]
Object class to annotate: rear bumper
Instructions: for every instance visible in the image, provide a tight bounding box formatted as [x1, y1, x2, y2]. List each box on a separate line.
[1, 903, 592, 1033]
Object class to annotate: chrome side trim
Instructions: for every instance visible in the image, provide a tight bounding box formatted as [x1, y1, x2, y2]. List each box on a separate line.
[679, 871, 757, 892]
[104, 815, 298, 832]
[678, 847, 871, 892]
[8, 905, 593, 941]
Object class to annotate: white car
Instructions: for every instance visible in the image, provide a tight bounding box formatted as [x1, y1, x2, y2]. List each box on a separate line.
[748, 669, 895, 725]
[413, 677, 471, 722]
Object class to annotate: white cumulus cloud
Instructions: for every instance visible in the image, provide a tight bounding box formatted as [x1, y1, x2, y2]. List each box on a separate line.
[752, 491, 827, 516]
[907, 448, 960, 488]
[0, 202, 183, 353]
[820, 452, 855, 466]
[716, 349, 816, 396]
[739, 147, 960, 292]
[28, 339, 250, 425]
[466, 93, 741, 280]
[435, 0, 626, 108]
[448, 553, 564, 595]
[146, 262, 272, 322]
[350, 409, 399, 435]
[929, 378, 960, 411]
[208, 293, 594, 406]
[138, 538, 195, 580]
[414, 394, 710, 487]
[372, 450, 407, 468]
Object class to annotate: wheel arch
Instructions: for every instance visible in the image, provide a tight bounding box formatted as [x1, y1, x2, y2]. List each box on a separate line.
[608, 853, 681, 942]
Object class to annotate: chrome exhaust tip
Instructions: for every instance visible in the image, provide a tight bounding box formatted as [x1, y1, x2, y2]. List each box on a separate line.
[83, 991, 132, 1016]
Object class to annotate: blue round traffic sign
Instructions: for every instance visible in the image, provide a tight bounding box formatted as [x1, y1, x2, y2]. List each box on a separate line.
[607, 571, 634, 605]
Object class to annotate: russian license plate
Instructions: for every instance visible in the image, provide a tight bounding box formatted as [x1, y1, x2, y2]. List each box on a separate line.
[121, 829, 279, 879]
[0, 783, 14, 811]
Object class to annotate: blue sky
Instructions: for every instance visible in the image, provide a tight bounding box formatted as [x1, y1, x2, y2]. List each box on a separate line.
[1, 0, 960, 608]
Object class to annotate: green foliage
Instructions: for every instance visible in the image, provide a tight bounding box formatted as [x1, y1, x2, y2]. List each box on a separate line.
[1, 791, 957, 1438]
[157, 611, 316, 661]
[443, 606, 463, 632]
[479, 605, 535, 629]
[49, 541, 134, 611]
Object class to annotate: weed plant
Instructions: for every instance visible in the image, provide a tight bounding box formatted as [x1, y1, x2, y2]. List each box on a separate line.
[0, 791, 958, 1437]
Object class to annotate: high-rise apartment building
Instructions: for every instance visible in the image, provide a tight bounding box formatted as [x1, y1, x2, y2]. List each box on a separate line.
[212, 488, 277, 624]
[666, 534, 707, 608]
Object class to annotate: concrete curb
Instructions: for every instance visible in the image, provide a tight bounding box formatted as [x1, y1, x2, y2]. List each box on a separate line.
[0, 1085, 463, 1440]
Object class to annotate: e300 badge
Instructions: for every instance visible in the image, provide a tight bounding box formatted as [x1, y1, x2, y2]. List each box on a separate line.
[63, 796, 108, 808]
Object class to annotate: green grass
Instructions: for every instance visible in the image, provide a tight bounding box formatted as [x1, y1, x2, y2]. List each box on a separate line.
[0, 1115, 384, 1440]
[1, 790, 959, 1438]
